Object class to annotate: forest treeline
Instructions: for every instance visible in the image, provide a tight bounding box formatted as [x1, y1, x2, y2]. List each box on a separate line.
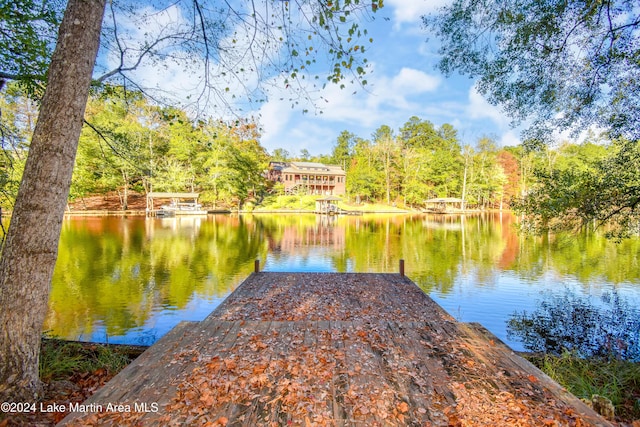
[0, 84, 627, 228]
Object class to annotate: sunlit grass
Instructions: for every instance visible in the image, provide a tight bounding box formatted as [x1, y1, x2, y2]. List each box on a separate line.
[525, 351, 640, 422]
[39, 336, 135, 381]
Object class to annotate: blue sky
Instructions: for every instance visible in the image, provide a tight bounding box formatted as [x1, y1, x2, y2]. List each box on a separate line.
[256, 0, 521, 156]
[100, 1, 521, 157]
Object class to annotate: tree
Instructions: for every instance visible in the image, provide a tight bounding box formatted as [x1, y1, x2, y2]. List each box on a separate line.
[372, 125, 400, 205]
[397, 117, 463, 200]
[299, 149, 311, 161]
[347, 138, 383, 203]
[271, 148, 291, 162]
[0, 0, 383, 400]
[425, 0, 640, 142]
[0, 0, 106, 400]
[331, 130, 356, 169]
[511, 140, 639, 238]
[76, 88, 163, 209]
[496, 149, 521, 206]
[469, 137, 507, 209]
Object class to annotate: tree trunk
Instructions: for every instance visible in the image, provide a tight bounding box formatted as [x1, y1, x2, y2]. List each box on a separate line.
[0, 0, 106, 401]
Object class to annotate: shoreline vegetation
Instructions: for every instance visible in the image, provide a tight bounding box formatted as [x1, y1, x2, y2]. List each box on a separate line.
[51, 192, 468, 216]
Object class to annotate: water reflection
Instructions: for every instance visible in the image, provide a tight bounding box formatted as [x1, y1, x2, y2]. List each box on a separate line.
[46, 212, 640, 348]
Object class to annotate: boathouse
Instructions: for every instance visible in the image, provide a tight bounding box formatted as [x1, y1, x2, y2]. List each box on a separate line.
[424, 197, 465, 213]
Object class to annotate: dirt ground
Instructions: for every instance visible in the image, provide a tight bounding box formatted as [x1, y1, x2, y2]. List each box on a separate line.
[67, 192, 147, 211]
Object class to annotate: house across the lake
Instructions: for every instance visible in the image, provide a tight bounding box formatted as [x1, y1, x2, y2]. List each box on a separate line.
[267, 161, 346, 195]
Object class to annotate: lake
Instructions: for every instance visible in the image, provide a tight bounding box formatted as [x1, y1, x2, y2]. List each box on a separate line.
[46, 212, 640, 350]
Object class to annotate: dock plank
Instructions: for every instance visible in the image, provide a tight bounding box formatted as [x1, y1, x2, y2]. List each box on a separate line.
[59, 273, 612, 426]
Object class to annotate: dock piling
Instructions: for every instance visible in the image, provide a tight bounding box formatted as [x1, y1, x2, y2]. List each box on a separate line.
[399, 259, 405, 276]
[254, 259, 260, 273]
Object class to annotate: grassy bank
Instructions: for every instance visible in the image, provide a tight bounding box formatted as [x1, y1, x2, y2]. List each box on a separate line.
[253, 194, 413, 213]
[39, 338, 144, 382]
[524, 352, 640, 423]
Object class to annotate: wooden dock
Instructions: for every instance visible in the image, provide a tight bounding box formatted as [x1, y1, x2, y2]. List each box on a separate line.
[59, 272, 611, 426]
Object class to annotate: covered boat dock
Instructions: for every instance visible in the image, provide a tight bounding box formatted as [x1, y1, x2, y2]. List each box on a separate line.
[146, 192, 207, 216]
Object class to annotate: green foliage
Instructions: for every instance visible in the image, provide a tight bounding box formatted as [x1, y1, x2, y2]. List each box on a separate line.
[508, 289, 640, 361]
[397, 117, 464, 203]
[511, 140, 640, 238]
[270, 148, 291, 162]
[74, 88, 164, 208]
[346, 139, 384, 202]
[464, 137, 507, 208]
[0, 0, 62, 94]
[0, 83, 34, 208]
[425, 0, 640, 142]
[331, 130, 356, 167]
[70, 88, 269, 209]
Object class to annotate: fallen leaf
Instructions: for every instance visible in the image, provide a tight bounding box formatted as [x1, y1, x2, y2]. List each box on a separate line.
[397, 401, 409, 413]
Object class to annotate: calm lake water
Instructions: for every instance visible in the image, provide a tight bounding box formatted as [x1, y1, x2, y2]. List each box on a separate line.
[46, 212, 640, 350]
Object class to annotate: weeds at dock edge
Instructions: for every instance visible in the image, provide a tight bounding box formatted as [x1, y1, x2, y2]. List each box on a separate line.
[525, 351, 640, 423]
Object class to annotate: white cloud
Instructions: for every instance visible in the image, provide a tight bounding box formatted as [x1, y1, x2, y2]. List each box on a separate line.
[392, 68, 441, 93]
[260, 67, 441, 151]
[258, 66, 443, 153]
[386, 0, 449, 24]
[500, 130, 521, 146]
[258, 98, 293, 150]
[466, 86, 510, 127]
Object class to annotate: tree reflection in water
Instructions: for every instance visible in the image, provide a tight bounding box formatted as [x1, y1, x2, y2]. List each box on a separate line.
[507, 289, 640, 361]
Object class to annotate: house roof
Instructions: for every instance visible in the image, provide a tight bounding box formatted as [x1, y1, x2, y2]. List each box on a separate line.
[425, 197, 464, 203]
[281, 162, 345, 175]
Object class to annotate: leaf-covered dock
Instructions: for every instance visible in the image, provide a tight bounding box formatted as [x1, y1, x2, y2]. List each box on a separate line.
[59, 272, 611, 426]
